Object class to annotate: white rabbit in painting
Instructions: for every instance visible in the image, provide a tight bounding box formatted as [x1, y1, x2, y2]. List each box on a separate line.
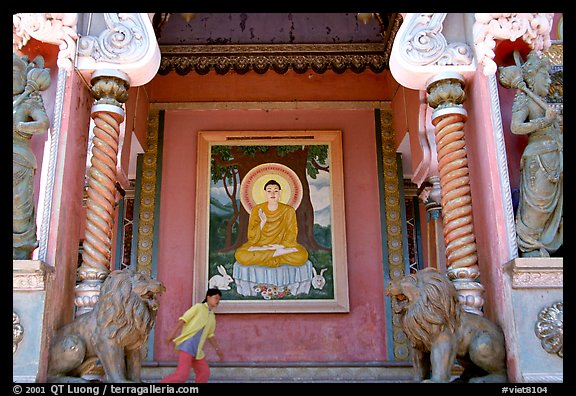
[208, 265, 234, 290]
[311, 267, 327, 290]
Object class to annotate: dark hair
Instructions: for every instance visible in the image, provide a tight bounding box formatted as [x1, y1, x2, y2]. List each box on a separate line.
[202, 288, 222, 303]
[264, 179, 281, 190]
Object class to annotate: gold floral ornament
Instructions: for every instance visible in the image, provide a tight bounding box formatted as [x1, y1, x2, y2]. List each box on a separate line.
[535, 302, 563, 358]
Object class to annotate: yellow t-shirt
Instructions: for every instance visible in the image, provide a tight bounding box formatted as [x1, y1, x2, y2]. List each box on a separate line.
[173, 302, 216, 360]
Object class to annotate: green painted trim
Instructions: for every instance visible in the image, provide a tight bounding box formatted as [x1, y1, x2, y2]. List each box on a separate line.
[114, 198, 125, 270]
[130, 154, 144, 270]
[413, 196, 424, 271]
[147, 110, 165, 361]
[374, 109, 395, 361]
[396, 153, 410, 277]
[151, 110, 165, 280]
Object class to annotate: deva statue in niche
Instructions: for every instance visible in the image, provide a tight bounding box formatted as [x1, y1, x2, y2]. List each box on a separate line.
[499, 50, 562, 257]
[13, 53, 51, 260]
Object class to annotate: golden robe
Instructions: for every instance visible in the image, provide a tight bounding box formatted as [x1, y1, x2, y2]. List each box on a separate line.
[235, 202, 308, 268]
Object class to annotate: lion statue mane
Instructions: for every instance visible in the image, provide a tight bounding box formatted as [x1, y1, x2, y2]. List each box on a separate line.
[47, 269, 165, 383]
[386, 268, 507, 383]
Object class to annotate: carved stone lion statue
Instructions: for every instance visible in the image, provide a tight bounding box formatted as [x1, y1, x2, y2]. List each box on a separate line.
[47, 269, 165, 383]
[386, 268, 507, 383]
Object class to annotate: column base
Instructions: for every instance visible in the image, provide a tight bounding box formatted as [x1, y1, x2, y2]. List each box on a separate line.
[13, 260, 54, 382]
[502, 257, 563, 383]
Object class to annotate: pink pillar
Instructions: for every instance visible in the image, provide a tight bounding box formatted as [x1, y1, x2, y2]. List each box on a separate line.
[75, 70, 129, 316]
[426, 72, 484, 315]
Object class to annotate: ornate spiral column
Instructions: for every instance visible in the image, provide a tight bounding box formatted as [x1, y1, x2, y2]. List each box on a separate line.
[75, 69, 129, 316]
[425, 72, 484, 315]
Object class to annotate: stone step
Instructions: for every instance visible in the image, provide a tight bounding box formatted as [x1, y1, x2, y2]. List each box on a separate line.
[142, 361, 415, 383]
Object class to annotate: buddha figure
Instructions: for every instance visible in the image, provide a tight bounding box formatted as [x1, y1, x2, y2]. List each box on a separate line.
[233, 178, 313, 297]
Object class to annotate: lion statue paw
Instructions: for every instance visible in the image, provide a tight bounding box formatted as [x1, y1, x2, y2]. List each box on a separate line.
[386, 267, 508, 383]
[47, 269, 165, 383]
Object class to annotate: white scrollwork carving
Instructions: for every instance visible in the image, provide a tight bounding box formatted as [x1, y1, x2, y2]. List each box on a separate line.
[13, 13, 78, 71]
[403, 13, 446, 65]
[437, 43, 474, 66]
[78, 13, 149, 64]
[512, 271, 563, 288]
[13, 273, 45, 290]
[401, 13, 473, 67]
[473, 13, 554, 75]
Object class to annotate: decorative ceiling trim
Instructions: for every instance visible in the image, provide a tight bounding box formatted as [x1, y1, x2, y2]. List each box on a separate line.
[159, 43, 390, 75]
[150, 101, 392, 111]
[473, 13, 554, 75]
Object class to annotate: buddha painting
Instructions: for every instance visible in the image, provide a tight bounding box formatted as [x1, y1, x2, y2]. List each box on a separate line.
[232, 163, 314, 297]
[201, 134, 348, 312]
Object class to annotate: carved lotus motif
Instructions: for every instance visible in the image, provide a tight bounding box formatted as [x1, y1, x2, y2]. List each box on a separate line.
[535, 302, 563, 358]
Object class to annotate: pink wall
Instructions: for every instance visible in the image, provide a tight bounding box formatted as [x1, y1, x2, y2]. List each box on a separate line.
[552, 13, 563, 40]
[45, 72, 93, 327]
[391, 86, 422, 166]
[149, 69, 395, 103]
[464, 70, 515, 323]
[121, 86, 151, 186]
[155, 108, 388, 362]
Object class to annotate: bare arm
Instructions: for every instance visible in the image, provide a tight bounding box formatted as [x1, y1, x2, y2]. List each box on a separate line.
[16, 102, 50, 135]
[207, 336, 224, 360]
[510, 94, 555, 136]
[166, 319, 185, 344]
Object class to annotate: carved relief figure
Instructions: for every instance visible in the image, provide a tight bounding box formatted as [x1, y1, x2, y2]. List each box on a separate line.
[47, 269, 165, 382]
[386, 268, 507, 383]
[13, 53, 51, 259]
[499, 51, 563, 257]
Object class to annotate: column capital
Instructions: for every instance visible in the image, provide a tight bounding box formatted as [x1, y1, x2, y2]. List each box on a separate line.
[89, 70, 130, 121]
[425, 72, 468, 122]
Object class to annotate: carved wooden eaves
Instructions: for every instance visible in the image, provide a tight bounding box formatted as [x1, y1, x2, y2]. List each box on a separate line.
[159, 43, 391, 75]
[158, 13, 402, 76]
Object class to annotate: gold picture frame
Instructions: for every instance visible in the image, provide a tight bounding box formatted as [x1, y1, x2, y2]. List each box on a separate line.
[193, 130, 349, 313]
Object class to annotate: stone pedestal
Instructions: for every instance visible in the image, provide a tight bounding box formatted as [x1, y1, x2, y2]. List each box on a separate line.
[13, 260, 54, 383]
[502, 257, 563, 383]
